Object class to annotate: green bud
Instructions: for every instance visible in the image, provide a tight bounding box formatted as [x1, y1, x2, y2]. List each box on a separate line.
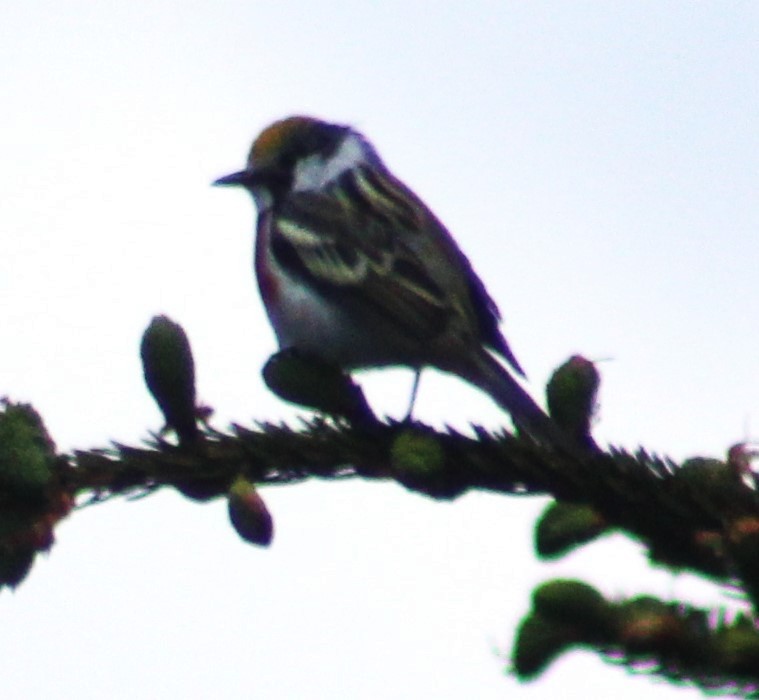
[532, 579, 608, 631]
[262, 349, 375, 426]
[535, 501, 607, 558]
[546, 356, 599, 443]
[227, 476, 273, 547]
[390, 430, 445, 478]
[140, 315, 199, 445]
[674, 458, 737, 503]
[389, 429, 463, 498]
[512, 613, 576, 679]
[0, 400, 56, 501]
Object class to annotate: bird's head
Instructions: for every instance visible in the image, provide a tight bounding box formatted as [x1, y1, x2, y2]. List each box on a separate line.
[213, 116, 381, 210]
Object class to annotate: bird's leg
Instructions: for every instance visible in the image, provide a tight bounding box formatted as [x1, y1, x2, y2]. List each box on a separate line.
[403, 369, 422, 422]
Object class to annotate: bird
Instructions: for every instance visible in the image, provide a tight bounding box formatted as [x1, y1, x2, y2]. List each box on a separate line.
[213, 115, 560, 442]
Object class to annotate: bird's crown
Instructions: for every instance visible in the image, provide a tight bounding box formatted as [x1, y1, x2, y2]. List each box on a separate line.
[248, 116, 347, 172]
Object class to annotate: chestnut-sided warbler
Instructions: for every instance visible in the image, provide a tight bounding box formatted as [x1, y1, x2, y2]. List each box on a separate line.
[214, 116, 556, 439]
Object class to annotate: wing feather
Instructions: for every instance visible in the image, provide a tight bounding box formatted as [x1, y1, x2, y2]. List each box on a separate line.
[269, 163, 519, 369]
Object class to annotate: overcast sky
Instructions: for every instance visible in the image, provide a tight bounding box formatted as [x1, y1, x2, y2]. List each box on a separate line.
[1, 3, 757, 698]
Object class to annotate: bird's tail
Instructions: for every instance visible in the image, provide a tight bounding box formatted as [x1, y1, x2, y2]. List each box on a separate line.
[452, 351, 576, 453]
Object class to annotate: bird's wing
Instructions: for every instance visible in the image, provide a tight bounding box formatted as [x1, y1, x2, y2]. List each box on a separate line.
[271, 169, 456, 341]
[271, 166, 524, 374]
[349, 167, 524, 375]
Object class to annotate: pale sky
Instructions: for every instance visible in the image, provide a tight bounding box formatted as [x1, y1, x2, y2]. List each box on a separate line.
[1, 3, 757, 698]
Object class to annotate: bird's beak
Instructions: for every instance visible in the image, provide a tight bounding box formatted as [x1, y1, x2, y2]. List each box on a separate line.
[212, 170, 255, 187]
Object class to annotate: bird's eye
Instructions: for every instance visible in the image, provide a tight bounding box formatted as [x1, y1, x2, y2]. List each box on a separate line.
[262, 166, 292, 194]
